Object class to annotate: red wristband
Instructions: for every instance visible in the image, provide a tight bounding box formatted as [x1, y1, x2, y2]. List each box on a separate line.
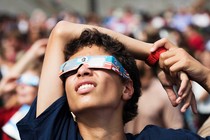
[146, 47, 167, 66]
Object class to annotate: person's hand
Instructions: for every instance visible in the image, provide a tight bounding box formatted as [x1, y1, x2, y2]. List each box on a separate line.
[159, 48, 206, 83]
[151, 38, 197, 113]
[157, 69, 197, 113]
[150, 38, 177, 52]
[160, 47, 210, 92]
[28, 38, 48, 58]
[0, 75, 18, 96]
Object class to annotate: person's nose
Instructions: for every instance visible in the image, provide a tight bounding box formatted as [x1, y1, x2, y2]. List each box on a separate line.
[76, 64, 93, 78]
[17, 83, 26, 90]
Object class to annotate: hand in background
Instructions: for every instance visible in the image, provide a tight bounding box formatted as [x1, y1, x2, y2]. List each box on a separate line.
[151, 38, 198, 113]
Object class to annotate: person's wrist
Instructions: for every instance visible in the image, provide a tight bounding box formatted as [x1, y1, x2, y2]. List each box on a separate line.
[25, 49, 38, 60]
[204, 68, 210, 92]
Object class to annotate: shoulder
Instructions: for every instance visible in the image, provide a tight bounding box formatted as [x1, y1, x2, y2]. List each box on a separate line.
[126, 125, 210, 140]
[17, 95, 79, 139]
[18, 95, 69, 125]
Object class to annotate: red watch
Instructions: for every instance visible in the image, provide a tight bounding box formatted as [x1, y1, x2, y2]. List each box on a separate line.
[146, 47, 167, 66]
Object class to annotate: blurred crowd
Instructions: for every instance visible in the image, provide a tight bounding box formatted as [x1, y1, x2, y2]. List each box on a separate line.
[1, 0, 210, 139]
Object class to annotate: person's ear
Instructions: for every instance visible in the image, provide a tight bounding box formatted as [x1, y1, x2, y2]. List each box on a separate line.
[122, 80, 134, 101]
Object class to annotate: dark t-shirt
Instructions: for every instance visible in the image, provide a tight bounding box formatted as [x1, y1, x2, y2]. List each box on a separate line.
[17, 96, 210, 140]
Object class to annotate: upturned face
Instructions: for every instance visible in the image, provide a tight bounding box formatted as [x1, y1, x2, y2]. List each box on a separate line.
[64, 45, 133, 115]
[16, 71, 38, 105]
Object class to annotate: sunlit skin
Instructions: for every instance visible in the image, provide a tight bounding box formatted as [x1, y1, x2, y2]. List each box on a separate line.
[65, 45, 133, 114]
[16, 71, 38, 105]
[64, 45, 133, 140]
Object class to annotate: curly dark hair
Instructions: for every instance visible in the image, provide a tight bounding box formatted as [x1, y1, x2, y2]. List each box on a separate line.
[63, 29, 141, 124]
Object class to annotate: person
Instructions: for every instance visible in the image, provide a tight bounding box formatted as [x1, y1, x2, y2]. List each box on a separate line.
[124, 60, 184, 134]
[17, 21, 207, 140]
[0, 62, 41, 140]
[150, 38, 210, 137]
[0, 39, 46, 140]
[189, 50, 210, 131]
[0, 30, 26, 79]
[0, 39, 47, 108]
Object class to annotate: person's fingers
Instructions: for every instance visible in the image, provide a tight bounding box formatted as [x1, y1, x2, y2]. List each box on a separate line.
[164, 86, 179, 107]
[0, 80, 17, 94]
[30, 39, 48, 53]
[33, 39, 48, 48]
[173, 71, 193, 113]
[177, 83, 190, 102]
[180, 101, 190, 113]
[161, 54, 178, 66]
[160, 48, 185, 64]
[30, 39, 48, 57]
[177, 72, 191, 96]
[158, 73, 178, 107]
[169, 60, 186, 73]
[6, 76, 18, 82]
[4, 82, 17, 92]
[180, 88, 195, 113]
[180, 91, 191, 112]
[190, 94, 198, 114]
[1, 76, 18, 86]
[158, 49, 179, 70]
[160, 49, 176, 59]
[150, 38, 177, 52]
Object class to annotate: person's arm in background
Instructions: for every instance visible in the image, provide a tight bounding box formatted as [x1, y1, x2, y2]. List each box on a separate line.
[36, 21, 194, 116]
[8, 39, 47, 78]
[0, 39, 47, 99]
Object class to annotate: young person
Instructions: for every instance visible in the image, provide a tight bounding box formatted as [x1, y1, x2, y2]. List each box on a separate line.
[0, 38, 46, 140]
[17, 21, 205, 140]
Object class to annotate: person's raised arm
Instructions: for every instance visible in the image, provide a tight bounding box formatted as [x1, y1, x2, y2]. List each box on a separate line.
[9, 39, 47, 77]
[0, 39, 47, 97]
[37, 21, 193, 116]
[36, 21, 155, 116]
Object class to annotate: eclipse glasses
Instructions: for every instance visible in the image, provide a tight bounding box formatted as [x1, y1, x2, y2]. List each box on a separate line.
[59, 55, 130, 80]
[17, 74, 39, 87]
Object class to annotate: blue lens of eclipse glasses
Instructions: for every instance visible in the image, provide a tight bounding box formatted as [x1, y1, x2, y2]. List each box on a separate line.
[17, 74, 39, 87]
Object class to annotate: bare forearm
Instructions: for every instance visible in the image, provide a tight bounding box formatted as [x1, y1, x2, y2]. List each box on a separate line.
[36, 21, 153, 116]
[201, 67, 210, 93]
[57, 21, 153, 60]
[9, 50, 37, 77]
[93, 25, 153, 60]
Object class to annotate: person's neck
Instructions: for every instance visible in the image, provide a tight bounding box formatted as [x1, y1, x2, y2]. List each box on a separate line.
[76, 108, 127, 140]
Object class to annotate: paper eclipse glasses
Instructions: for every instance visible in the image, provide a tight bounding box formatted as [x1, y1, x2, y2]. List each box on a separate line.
[59, 55, 131, 80]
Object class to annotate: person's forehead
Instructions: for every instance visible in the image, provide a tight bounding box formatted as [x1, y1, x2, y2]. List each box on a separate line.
[69, 45, 109, 60]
